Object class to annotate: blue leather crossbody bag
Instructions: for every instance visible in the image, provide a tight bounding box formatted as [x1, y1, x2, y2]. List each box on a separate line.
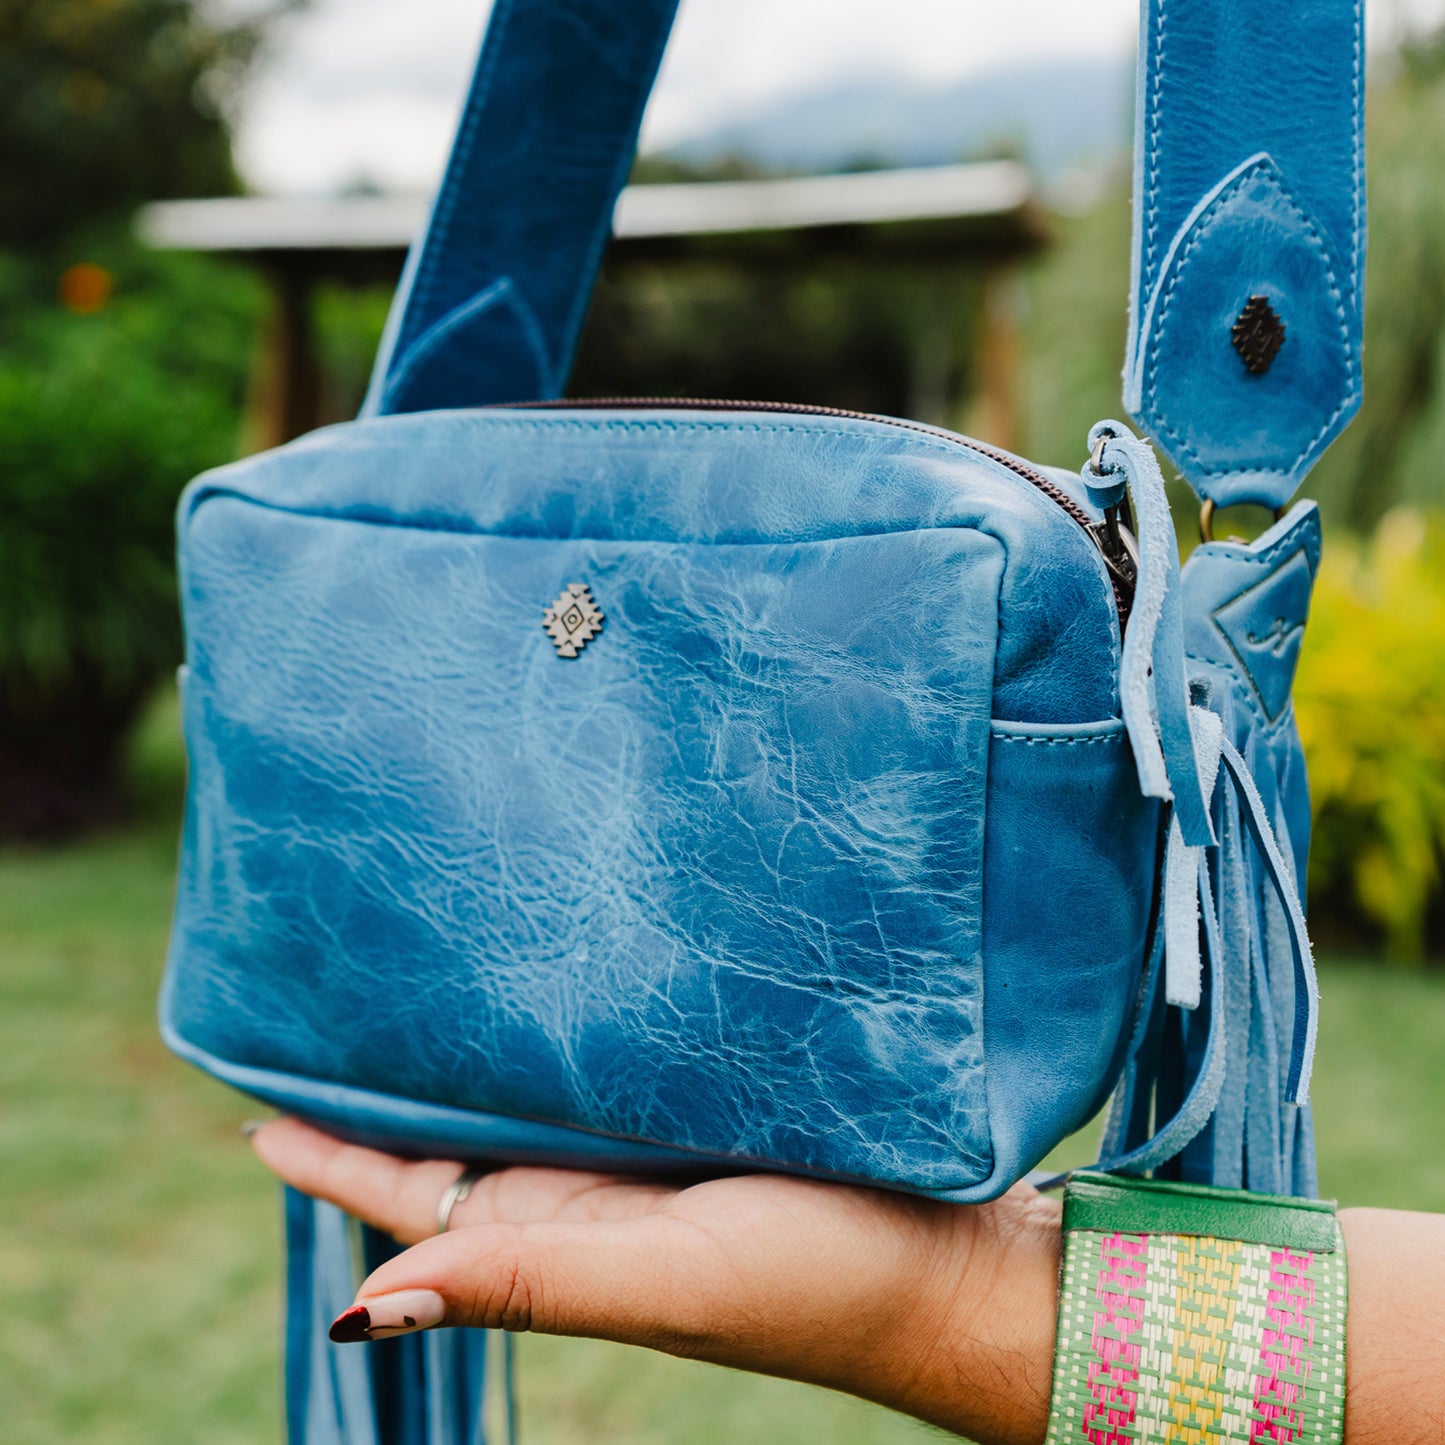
[159, 1, 1364, 1438]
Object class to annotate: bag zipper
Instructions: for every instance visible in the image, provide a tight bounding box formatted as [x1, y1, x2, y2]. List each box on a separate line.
[497, 398, 1137, 628]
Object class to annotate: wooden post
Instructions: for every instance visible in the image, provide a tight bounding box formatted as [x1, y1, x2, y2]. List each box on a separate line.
[963, 262, 1023, 452]
[242, 259, 322, 453]
[907, 275, 959, 427]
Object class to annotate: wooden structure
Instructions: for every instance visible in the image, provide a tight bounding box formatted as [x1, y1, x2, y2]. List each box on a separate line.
[138, 161, 1049, 450]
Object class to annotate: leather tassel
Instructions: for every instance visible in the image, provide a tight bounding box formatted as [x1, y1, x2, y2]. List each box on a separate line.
[1096, 711, 1320, 1192]
[283, 1190, 508, 1445]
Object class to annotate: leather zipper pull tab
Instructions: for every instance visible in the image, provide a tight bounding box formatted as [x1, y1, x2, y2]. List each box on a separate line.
[1083, 421, 1214, 848]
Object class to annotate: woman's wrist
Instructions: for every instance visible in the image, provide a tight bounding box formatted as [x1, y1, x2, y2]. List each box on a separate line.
[1338, 1206, 1445, 1445]
[876, 1185, 1062, 1445]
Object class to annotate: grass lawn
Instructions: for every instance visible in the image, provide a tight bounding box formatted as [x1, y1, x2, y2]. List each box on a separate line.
[3, 697, 1443, 1443]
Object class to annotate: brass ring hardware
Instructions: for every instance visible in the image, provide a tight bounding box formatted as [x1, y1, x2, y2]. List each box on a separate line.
[1198, 499, 1287, 545]
[1086, 424, 1115, 476]
[1088, 431, 1114, 477]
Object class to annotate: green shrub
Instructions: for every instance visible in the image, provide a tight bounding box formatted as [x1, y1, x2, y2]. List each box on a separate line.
[0, 239, 260, 837]
[1296, 510, 1445, 960]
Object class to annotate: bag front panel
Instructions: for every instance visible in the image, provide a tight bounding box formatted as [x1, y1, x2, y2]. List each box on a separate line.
[168, 495, 1010, 1191]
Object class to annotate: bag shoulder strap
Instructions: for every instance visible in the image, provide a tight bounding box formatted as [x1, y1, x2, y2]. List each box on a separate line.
[362, 0, 680, 417]
[367, 0, 1365, 472]
[1124, 0, 1366, 511]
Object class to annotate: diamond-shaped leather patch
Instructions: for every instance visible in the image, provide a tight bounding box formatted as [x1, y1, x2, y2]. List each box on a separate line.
[543, 583, 604, 659]
[1211, 548, 1313, 720]
[1231, 294, 1286, 376]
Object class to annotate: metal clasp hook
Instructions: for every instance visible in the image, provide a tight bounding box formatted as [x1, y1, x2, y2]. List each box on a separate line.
[1198, 499, 1286, 544]
[1089, 431, 1114, 477]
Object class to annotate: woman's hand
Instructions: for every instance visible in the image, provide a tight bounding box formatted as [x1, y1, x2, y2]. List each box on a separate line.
[249, 1118, 1061, 1445]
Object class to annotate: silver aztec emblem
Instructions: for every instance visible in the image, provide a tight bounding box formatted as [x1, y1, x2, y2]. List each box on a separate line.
[543, 582, 605, 658]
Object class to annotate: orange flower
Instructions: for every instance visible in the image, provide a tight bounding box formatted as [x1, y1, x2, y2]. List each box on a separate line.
[59, 263, 114, 314]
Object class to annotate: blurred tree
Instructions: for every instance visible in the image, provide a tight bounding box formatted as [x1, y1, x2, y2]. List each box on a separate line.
[1308, 28, 1445, 527]
[1017, 175, 1132, 472]
[0, 242, 261, 838]
[0, 0, 289, 836]
[0, 0, 294, 250]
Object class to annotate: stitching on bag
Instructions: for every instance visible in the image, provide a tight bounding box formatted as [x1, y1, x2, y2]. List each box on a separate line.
[1351, 0, 1364, 293]
[1193, 524, 1320, 577]
[1144, 0, 1168, 294]
[988, 730, 1123, 746]
[474, 415, 968, 446]
[196, 488, 1006, 550]
[1145, 162, 1356, 482]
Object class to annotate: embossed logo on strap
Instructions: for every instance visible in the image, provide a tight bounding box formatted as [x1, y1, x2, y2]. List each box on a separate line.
[1211, 548, 1313, 721]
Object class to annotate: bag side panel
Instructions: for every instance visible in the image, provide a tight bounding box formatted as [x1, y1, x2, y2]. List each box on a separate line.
[979, 724, 1163, 1187]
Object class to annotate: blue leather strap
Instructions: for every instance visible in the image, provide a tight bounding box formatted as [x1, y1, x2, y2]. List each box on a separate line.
[362, 0, 680, 416]
[370, 0, 1365, 488]
[1125, 0, 1365, 508]
[1218, 732, 1317, 1105]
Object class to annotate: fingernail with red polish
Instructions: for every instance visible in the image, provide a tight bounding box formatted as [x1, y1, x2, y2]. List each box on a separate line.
[329, 1289, 446, 1343]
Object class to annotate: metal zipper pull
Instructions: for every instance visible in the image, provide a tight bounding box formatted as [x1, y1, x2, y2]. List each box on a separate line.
[1091, 492, 1138, 635]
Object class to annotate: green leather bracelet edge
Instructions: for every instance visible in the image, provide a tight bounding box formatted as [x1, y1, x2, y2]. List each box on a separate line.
[1063, 1170, 1340, 1251]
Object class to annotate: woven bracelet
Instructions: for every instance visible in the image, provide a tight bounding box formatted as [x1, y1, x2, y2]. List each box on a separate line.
[1044, 1171, 1347, 1444]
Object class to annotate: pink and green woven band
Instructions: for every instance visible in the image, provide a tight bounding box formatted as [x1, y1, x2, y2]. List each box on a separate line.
[1045, 1172, 1347, 1445]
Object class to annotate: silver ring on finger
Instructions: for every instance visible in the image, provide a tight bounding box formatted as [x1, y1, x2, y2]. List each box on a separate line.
[436, 1165, 486, 1235]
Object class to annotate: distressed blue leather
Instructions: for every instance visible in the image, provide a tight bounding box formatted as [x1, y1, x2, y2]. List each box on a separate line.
[1125, 0, 1365, 507]
[1183, 502, 1318, 903]
[364, 0, 680, 414]
[159, 10, 1362, 1438]
[160, 0, 1359, 1208]
[1182, 506, 1321, 1197]
[1099, 504, 1321, 1198]
[163, 408, 1149, 1201]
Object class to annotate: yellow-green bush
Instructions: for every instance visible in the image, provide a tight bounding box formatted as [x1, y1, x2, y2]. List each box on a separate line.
[1296, 511, 1445, 960]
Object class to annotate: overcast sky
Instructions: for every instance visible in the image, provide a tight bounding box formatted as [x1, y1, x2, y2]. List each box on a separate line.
[234, 0, 1445, 195]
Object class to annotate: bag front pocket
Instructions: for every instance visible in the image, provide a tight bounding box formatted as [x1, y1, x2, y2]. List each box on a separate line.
[169, 497, 1009, 1190]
